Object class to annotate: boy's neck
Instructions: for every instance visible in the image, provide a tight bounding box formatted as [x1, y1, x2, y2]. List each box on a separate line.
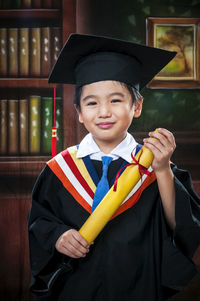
[93, 134, 127, 154]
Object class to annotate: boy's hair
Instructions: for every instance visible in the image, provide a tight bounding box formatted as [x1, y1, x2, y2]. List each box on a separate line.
[74, 81, 143, 109]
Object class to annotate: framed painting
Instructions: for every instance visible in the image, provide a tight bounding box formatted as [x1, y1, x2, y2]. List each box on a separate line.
[147, 18, 200, 88]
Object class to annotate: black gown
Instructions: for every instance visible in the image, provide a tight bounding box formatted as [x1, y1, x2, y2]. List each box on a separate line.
[28, 154, 200, 301]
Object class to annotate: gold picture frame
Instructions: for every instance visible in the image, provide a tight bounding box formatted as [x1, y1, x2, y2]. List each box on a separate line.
[147, 17, 200, 88]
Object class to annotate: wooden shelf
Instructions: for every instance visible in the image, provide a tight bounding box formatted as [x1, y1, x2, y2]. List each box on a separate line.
[0, 9, 60, 19]
[0, 156, 50, 176]
[0, 78, 57, 88]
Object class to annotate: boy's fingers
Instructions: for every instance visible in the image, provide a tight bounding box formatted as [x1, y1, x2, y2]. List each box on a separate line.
[67, 240, 87, 257]
[55, 229, 90, 258]
[148, 129, 175, 150]
[69, 237, 89, 254]
[154, 128, 176, 146]
[149, 131, 168, 147]
[62, 244, 84, 258]
[72, 230, 90, 249]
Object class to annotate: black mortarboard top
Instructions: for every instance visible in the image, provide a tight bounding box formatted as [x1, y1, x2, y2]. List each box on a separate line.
[48, 33, 176, 91]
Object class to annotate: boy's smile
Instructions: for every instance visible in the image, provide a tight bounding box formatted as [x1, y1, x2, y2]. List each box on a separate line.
[96, 122, 115, 129]
[77, 80, 142, 153]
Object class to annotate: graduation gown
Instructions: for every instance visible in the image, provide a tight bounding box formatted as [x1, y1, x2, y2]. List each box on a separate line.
[28, 146, 200, 301]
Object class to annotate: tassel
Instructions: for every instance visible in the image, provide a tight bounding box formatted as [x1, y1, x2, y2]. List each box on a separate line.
[51, 88, 57, 157]
[51, 126, 57, 157]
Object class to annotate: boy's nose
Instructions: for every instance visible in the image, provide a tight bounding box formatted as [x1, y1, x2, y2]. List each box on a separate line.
[98, 104, 111, 117]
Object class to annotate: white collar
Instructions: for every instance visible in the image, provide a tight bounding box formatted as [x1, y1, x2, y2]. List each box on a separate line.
[76, 133, 138, 163]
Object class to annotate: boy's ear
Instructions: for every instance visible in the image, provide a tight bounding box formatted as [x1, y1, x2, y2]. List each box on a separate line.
[74, 104, 84, 123]
[133, 98, 143, 118]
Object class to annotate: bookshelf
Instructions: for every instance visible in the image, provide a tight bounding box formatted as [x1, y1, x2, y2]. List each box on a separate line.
[0, 9, 60, 19]
[0, 1, 77, 300]
[0, 0, 77, 173]
[0, 78, 55, 87]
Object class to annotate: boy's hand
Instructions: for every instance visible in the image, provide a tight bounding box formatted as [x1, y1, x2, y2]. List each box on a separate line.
[55, 229, 90, 258]
[143, 128, 176, 172]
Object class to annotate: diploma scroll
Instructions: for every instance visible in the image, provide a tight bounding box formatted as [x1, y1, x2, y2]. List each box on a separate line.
[79, 143, 154, 245]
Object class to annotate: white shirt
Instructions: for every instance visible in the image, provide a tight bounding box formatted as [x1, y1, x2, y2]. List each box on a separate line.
[76, 133, 138, 163]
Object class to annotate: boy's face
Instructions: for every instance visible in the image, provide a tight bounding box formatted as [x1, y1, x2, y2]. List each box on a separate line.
[77, 80, 142, 152]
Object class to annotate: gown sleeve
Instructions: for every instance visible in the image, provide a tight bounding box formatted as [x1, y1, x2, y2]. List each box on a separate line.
[28, 165, 74, 295]
[172, 164, 200, 270]
[161, 164, 200, 295]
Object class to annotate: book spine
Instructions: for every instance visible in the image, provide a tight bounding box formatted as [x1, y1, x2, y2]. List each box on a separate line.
[51, 27, 61, 68]
[30, 28, 41, 77]
[8, 99, 19, 155]
[29, 96, 41, 154]
[19, 99, 29, 154]
[8, 28, 18, 77]
[0, 99, 8, 155]
[0, 28, 7, 77]
[19, 28, 29, 77]
[21, 0, 32, 8]
[32, 0, 42, 8]
[41, 97, 52, 154]
[41, 27, 51, 77]
[42, 0, 52, 8]
[55, 97, 63, 153]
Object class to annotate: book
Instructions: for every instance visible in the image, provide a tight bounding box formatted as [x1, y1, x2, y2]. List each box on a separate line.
[0, 28, 7, 77]
[32, 0, 42, 8]
[51, 27, 61, 68]
[19, 28, 29, 77]
[29, 96, 41, 154]
[8, 28, 18, 77]
[30, 28, 41, 77]
[41, 27, 51, 77]
[42, 0, 52, 8]
[0, 99, 7, 155]
[8, 99, 18, 155]
[41, 97, 53, 154]
[41, 96, 63, 154]
[21, 0, 32, 8]
[55, 97, 63, 153]
[19, 99, 28, 154]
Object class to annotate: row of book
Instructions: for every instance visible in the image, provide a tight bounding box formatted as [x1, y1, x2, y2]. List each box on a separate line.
[0, 27, 61, 77]
[0, 96, 63, 155]
[0, 0, 61, 9]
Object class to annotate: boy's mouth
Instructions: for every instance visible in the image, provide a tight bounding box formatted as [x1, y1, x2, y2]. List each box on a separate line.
[96, 122, 115, 129]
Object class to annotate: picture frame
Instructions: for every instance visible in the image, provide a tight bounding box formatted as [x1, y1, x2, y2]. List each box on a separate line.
[146, 17, 200, 88]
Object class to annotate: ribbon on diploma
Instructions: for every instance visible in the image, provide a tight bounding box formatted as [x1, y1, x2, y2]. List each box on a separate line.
[113, 148, 152, 192]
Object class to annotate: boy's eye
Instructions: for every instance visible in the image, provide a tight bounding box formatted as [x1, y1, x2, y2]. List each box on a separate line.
[111, 99, 122, 103]
[86, 101, 97, 106]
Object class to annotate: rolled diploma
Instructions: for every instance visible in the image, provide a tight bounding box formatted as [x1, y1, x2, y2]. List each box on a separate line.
[79, 145, 154, 244]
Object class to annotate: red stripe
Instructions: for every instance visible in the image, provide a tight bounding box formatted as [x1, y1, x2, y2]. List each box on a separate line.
[47, 158, 92, 213]
[61, 149, 94, 199]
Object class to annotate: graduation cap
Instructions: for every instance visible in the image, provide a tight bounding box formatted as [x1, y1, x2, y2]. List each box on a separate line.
[48, 33, 176, 91]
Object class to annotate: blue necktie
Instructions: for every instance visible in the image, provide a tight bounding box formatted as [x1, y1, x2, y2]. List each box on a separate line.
[91, 156, 113, 213]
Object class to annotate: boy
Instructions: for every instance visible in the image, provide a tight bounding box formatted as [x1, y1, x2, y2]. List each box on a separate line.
[28, 34, 200, 301]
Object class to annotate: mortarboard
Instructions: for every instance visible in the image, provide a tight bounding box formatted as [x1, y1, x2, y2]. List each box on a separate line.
[48, 33, 176, 91]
